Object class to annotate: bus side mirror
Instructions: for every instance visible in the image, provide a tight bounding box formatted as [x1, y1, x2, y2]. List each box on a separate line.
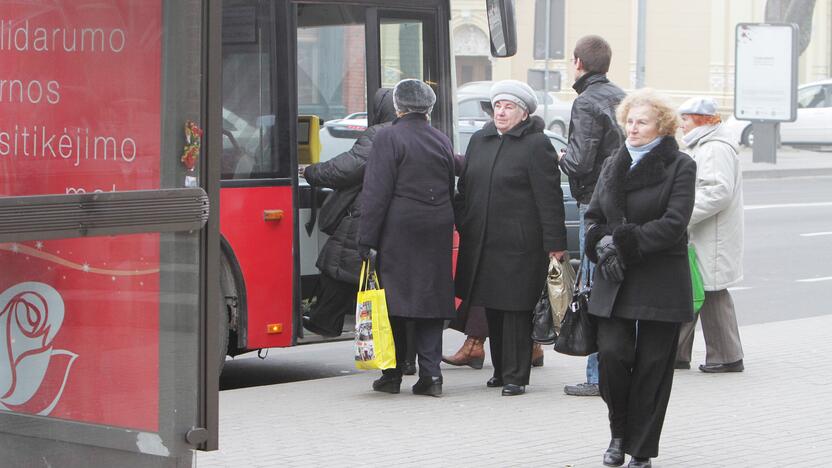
[486, 0, 517, 58]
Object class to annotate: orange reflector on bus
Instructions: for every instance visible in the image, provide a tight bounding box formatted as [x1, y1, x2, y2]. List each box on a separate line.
[263, 209, 284, 221]
[267, 323, 283, 334]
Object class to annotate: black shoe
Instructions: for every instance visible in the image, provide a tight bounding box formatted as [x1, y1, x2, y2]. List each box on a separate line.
[372, 374, 401, 394]
[699, 359, 744, 373]
[412, 376, 442, 396]
[402, 361, 417, 376]
[603, 438, 625, 466]
[302, 316, 340, 337]
[564, 382, 600, 396]
[628, 457, 651, 468]
[501, 384, 525, 396]
[486, 377, 503, 388]
[674, 360, 690, 370]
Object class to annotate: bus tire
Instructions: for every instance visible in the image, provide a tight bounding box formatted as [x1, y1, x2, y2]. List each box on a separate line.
[218, 251, 236, 374]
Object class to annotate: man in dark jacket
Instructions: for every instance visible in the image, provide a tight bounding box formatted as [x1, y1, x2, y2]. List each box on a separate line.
[359, 79, 456, 397]
[301, 88, 396, 337]
[559, 35, 625, 398]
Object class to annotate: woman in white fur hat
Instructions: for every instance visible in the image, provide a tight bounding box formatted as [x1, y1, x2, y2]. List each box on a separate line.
[454, 79, 568, 396]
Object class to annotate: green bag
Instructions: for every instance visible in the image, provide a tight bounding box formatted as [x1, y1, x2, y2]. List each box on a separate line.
[688, 245, 705, 313]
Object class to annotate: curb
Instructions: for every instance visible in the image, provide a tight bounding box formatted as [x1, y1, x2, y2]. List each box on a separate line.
[742, 167, 832, 179]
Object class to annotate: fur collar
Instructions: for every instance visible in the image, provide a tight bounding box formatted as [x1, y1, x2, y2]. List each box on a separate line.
[607, 137, 680, 211]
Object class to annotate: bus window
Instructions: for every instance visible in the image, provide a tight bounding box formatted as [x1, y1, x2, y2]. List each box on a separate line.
[380, 19, 425, 86]
[221, 0, 285, 180]
[297, 5, 368, 164]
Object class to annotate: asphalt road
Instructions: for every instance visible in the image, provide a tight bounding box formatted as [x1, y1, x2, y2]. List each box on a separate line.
[220, 174, 832, 390]
[734, 175, 832, 326]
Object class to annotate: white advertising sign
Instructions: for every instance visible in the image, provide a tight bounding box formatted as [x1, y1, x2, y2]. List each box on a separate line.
[734, 23, 797, 122]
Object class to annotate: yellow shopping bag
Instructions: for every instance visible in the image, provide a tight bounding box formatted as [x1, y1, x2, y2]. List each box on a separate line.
[354, 260, 397, 370]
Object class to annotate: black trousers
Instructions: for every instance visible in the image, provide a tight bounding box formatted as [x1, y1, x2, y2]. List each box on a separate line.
[383, 317, 444, 378]
[596, 316, 680, 458]
[307, 274, 355, 335]
[485, 308, 533, 386]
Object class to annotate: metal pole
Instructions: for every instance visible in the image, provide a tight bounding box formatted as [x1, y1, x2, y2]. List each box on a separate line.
[635, 0, 646, 88]
[543, 0, 550, 124]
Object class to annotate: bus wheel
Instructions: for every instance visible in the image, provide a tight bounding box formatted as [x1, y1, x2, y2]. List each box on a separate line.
[218, 253, 236, 374]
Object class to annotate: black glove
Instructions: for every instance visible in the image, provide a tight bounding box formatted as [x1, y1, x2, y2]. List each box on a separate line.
[358, 244, 378, 266]
[595, 235, 616, 261]
[596, 235, 625, 282]
[600, 253, 625, 282]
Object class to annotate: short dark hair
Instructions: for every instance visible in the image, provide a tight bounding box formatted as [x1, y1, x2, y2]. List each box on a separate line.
[573, 35, 613, 74]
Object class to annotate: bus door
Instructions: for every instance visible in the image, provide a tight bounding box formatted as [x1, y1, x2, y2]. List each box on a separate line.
[220, 1, 295, 351]
[295, 2, 448, 340]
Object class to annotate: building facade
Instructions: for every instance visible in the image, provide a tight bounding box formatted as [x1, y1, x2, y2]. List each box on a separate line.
[452, 0, 832, 108]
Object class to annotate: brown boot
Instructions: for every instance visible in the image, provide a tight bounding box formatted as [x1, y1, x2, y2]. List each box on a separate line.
[442, 336, 485, 369]
[532, 342, 544, 367]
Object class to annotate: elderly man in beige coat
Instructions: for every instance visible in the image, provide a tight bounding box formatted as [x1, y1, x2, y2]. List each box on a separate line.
[675, 97, 745, 373]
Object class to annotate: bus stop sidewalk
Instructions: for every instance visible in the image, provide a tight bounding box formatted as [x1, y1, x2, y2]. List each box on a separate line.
[740, 146, 832, 179]
[196, 314, 832, 467]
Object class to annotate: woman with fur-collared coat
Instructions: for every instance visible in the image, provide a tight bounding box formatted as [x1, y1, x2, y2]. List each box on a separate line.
[454, 80, 568, 397]
[584, 89, 695, 468]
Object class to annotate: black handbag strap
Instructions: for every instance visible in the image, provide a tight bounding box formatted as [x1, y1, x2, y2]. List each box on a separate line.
[574, 253, 592, 291]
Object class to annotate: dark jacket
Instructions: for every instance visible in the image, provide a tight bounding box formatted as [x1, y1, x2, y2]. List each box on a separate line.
[455, 116, 568, 312]
[584, 137, 697, 322]
[304, 88, 396, 285]
[559, 73, 625, 205]
[359, 113, 456, 319]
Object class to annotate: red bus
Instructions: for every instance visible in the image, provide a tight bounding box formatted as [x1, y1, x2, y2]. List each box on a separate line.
[217, 0, 516, 365]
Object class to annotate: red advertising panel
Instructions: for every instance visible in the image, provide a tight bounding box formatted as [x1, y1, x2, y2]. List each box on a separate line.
[0, 1, 162, 431]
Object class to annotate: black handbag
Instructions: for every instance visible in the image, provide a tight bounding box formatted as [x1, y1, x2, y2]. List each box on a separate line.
[531, 288, 556, 344]
[554, 256, 598, 356]
[318, 184, 361, 236]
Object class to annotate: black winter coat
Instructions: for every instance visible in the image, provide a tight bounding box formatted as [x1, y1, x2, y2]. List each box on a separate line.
[359, 113, 456, 319]
[455, 116, 568, 312]
[304, 89, 396, 285]
[559, 73, 625, 205]
[584, 137, 697, 323]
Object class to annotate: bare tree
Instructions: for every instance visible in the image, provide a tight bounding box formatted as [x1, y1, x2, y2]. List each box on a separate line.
[765, 0, 817, 55]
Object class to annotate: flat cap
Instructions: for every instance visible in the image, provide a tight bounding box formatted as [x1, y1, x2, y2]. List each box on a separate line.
[490, 80, 538, 114]
[678, 97, 718, 116]
[393, 79, 436, 114]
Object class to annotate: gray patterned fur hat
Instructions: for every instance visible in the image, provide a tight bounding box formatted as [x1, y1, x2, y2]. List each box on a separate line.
[393, 79, 436, 114]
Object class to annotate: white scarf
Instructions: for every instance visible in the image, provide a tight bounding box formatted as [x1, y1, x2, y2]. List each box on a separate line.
[682, 124, 718, 148]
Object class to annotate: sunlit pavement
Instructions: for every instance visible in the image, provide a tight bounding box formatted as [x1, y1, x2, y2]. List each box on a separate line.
[195, 148, 832, 467]
[739, 146, 832, 179]
[196, 314, 832, 467]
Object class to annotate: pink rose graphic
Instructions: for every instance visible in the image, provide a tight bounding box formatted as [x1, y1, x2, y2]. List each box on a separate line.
[0, 282, 77, 416]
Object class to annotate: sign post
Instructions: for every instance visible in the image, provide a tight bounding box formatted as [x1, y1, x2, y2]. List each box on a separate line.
[734, 23, 798, 164]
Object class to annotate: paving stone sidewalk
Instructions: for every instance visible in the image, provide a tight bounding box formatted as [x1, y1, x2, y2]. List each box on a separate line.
[739, 146, 832, 179]
[196, 314, 832, 468]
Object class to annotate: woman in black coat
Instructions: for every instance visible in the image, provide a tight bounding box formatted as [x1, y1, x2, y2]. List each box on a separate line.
[359, 79, 456, 397]
[454, 80, 568, 396]
[584, 89, 696, 468]
[301, 88, 396, 337]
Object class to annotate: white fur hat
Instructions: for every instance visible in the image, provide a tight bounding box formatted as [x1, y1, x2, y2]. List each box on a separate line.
[490, 80, 538, 114]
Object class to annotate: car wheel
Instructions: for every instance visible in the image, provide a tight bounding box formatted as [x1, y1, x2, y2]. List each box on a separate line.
[549, 121, 566, 137]
[741, 126, 754, 147]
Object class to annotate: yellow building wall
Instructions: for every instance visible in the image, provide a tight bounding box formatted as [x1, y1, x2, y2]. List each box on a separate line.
[451, 0, 831, 108]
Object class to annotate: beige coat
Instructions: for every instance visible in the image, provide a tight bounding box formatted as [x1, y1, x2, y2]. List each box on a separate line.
[685, 124, 744, 291]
